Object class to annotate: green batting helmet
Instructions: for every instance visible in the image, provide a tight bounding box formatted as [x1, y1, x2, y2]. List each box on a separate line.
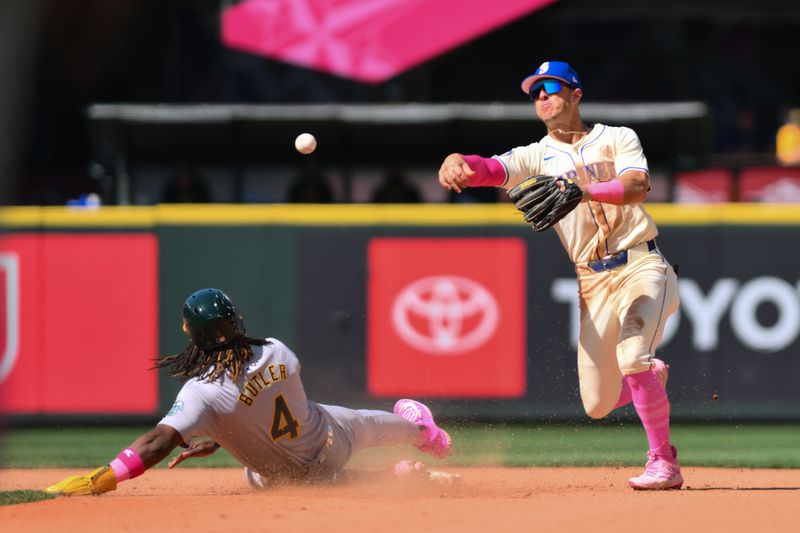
[181, 288, 246, 349]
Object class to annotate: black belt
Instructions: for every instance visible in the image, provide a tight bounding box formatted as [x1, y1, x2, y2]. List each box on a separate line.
[586, 239, 657, 273]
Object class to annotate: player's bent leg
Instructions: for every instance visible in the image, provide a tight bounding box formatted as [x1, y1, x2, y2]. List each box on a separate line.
[394, 399, 453, 458]
[616, 255, 679, 377]
[615, 257, 682, 488]
[578, 353, 624, 419]
[651, 358, 669, 389]
[612, 379, 633, 410]
[318, 404, 421, 453]
[612, 357, 669, 410]
[576, 278, 623, 419]
[623, 362, 682, 490]
[625, 365, 674, 449]
[581, 396, 617, 419]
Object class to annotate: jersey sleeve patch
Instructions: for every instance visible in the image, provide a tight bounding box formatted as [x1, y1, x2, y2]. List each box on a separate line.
[166, 400, 184, 417]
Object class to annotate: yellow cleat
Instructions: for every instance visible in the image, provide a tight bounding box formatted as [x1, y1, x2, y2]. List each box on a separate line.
[43, 465, 117, 496]
[44, 475, 87, 495]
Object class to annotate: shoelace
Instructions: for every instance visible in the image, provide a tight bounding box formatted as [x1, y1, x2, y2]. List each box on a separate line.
[643, 452, 676, 478]
[398, 403, 423, 424]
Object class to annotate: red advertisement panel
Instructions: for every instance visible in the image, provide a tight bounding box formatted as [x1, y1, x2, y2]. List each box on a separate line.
[368, 238, 526, 398]
[0, 234, 158, 414]
[674, 169, 734, 203]
[0, 235, 42, 413]
[739, 167, 800, 202]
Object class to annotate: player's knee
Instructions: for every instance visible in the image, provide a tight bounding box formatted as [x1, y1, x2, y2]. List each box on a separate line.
[618, 355, 653, 376]
[582, 400, 613, 420]
[585, 406, 611, 419]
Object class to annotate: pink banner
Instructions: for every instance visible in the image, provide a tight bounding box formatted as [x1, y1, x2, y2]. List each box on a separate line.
[222, 0, 557, 84]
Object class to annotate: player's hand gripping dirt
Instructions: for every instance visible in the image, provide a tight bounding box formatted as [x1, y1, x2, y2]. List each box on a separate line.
[438, 153, 475, 193]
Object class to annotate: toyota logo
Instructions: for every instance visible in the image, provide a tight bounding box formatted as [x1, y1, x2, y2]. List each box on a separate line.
[392, 275, 499, 355]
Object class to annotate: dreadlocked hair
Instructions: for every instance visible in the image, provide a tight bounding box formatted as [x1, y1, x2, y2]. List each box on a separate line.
[155, 336, 270, 382]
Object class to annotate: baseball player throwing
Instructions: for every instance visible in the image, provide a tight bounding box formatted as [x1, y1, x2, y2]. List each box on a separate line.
[44, 288, 452, 495]
[438, 61, 682, 490]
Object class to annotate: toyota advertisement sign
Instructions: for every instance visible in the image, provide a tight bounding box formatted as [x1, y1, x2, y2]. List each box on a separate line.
[287, 226, 800, 420]
[367, 238, 526, 398]
[553, 277, 800, 354]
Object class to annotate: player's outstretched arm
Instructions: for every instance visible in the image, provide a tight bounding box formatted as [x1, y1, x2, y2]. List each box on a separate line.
[439, 153, 507, 192]
[129, 424, 188, 468]
[43, 424, 185, 497]
[438, 153, 475, 193]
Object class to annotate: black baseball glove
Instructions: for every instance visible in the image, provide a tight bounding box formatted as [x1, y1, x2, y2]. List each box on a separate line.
[508, 175, 584, 232]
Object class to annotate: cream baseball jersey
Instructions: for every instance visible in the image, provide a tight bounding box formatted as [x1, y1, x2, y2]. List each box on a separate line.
[494, 124, 658, 264]
[159, 338, 332, 478]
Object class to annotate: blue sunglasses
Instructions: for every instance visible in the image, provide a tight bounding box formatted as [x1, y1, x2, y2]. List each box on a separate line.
[528, 79, 565, 100]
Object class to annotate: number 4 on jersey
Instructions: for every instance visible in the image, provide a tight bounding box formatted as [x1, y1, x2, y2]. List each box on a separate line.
[270, 394, 300, 440]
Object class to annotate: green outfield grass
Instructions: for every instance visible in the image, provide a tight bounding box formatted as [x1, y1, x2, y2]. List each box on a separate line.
[1, 423, 798, 470]
[0, 490, 55, 506]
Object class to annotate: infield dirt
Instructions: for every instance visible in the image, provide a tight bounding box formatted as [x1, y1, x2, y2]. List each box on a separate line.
[1, 467, 798, 532]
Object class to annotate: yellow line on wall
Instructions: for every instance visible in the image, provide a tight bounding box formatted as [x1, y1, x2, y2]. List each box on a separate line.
[154, 204, 525, 226]
[646, 203, 800, 225]
[1, 203, 799, 228]
[0, 206, 158, 227]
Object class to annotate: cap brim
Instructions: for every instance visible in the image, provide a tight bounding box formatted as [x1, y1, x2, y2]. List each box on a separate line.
[520, 74, 572, 95]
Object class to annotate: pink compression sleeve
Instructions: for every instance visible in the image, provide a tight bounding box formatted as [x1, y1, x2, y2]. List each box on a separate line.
[463, 155, 506, 187]
[626, 370, 673, 456]
[586, 179, 625, 204]
[109, 447, 146, 482]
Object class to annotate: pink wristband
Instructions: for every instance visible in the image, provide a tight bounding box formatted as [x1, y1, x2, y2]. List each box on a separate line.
[463, 155, 506, 187]
[586, 179, 625, 204]
[109, 447, 146, 482]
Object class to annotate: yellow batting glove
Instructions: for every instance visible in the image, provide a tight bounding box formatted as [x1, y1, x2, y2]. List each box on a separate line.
[43, 465, 117, 496]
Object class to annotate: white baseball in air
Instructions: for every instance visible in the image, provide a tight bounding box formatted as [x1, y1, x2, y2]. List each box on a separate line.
[294, 133, 317, 154]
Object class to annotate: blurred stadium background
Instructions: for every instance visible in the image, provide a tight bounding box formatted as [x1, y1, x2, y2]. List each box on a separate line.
[0, 0, 799, 467]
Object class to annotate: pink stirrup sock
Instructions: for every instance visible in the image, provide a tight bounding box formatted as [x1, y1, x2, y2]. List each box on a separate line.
[627, 370, 673, 456]
[463, 155, 506, 187]
[586, 179, 625, 204]
[613, 379, 632, 409]
[109, 447, 146, 482]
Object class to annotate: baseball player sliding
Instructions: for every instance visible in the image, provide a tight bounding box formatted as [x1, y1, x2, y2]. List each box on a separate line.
[438, 61, 682, 490]
[44, 288, 453, 495]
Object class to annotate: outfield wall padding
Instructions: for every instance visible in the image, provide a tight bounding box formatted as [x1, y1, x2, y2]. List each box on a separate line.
[1, 204, 798, 421]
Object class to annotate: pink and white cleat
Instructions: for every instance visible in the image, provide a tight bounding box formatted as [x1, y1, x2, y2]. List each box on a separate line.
[393, 459, 428, 478]
[394, 460, 462, 486]
[628, 445, 683, 490]
[651, 358, 670, 389]
[393, 399, 453, 459]
[243, 467, 267, 489]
